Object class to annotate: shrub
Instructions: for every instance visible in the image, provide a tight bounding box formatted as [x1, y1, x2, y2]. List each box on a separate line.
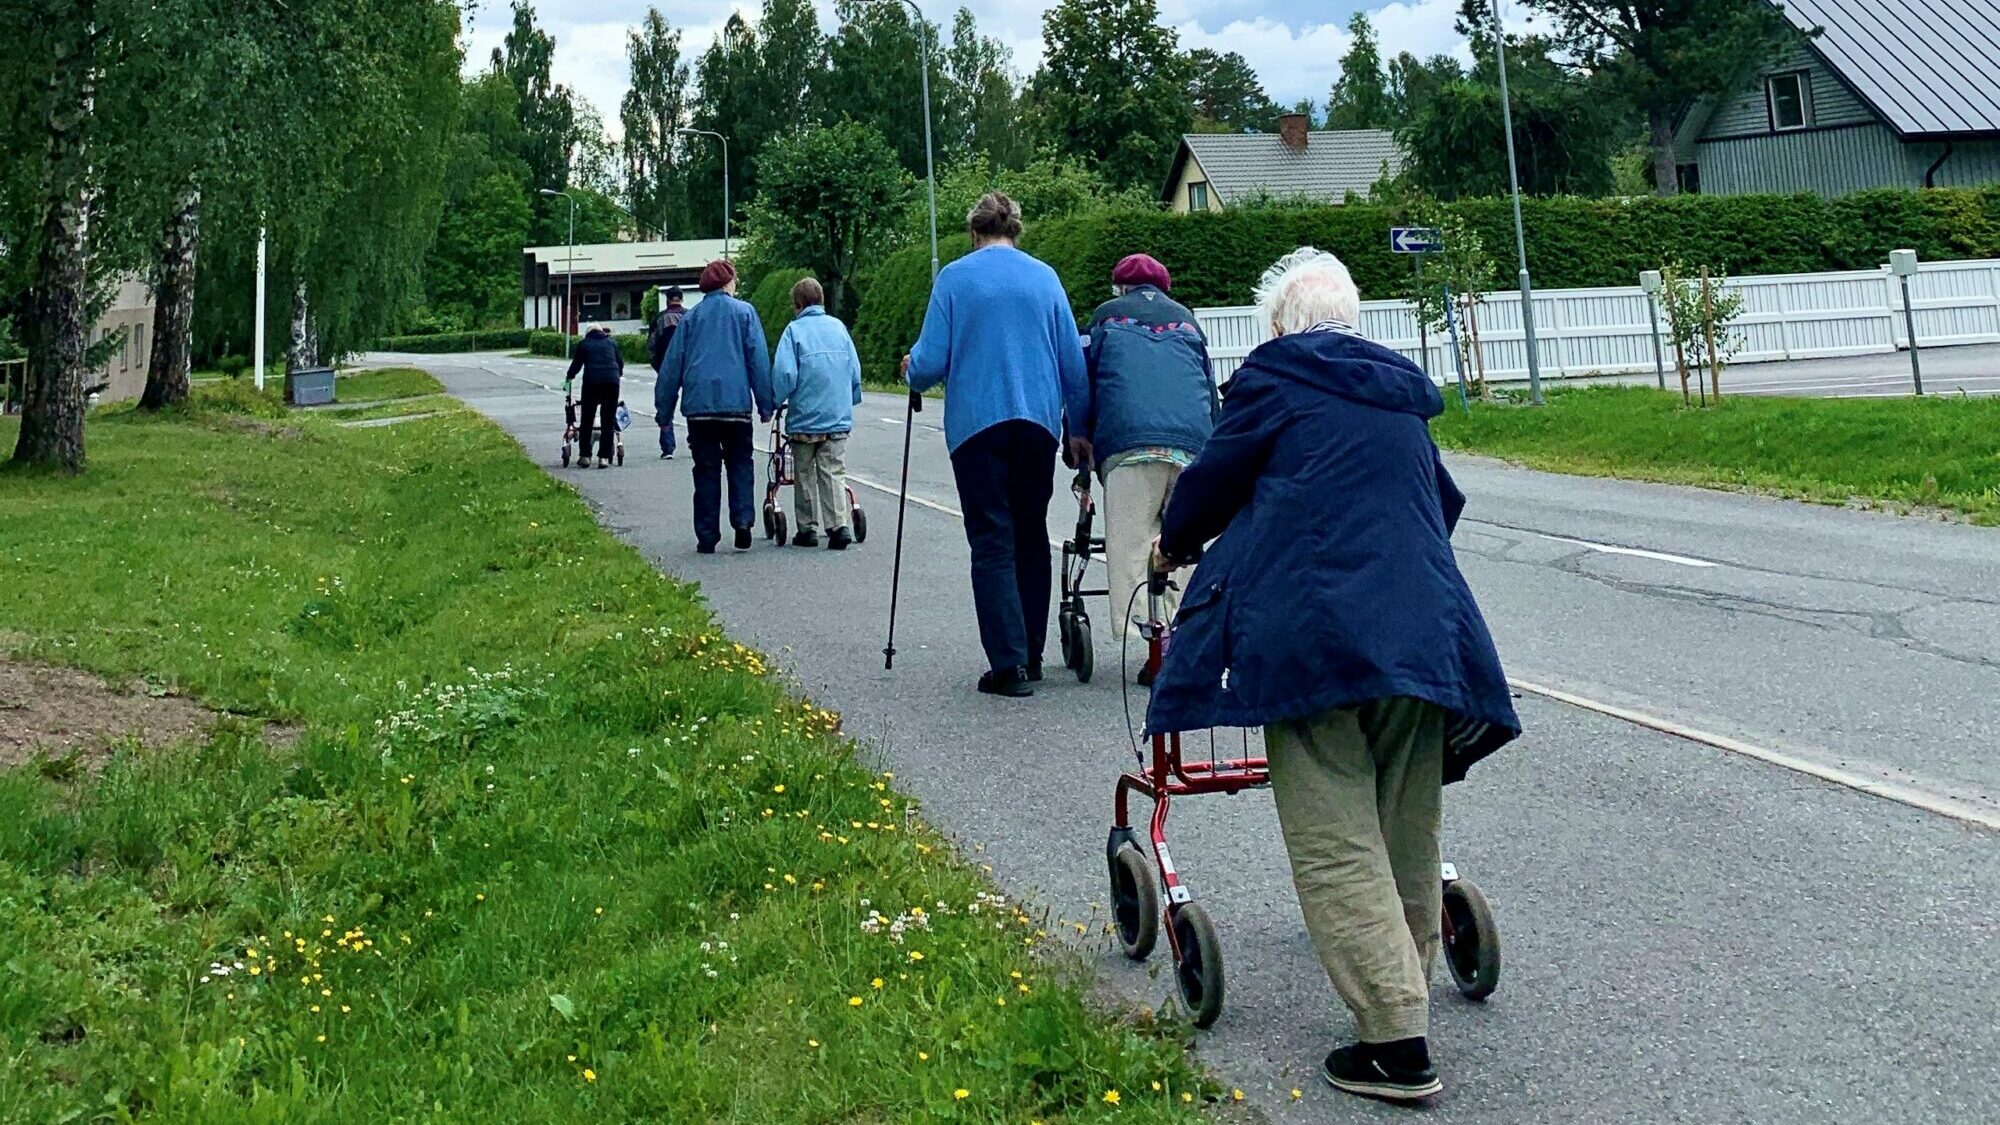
[376, 329, 532, 354]
[747, 268, 813, 351]
[527, 330, 649, 368]
[213, 354, 251, 377]
[852, 234, 974, 387]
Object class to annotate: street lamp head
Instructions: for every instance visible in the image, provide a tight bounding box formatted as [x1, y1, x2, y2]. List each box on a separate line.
[539, 188, 562, 197]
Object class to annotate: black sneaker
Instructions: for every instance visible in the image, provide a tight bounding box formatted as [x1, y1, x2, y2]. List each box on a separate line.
[1025, 661, 1043, 683]
[696, 542, 717, 555]
[826, 527, 852, 551]
[1322, 1040, 1441, 1104]
[977, 667, 1034, 698]
[792, 530, 820, 548]
[735, 528, 753, 551]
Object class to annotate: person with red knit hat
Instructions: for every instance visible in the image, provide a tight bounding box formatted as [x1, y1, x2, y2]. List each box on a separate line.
[1074, 253, 1218, 682]
[655, 259, 775, 553]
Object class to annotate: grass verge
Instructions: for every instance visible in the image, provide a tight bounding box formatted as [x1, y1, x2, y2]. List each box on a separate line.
[336, 366, 444, 402]
[1432, 386, 2000, 524]
[0, 390, 1206, 1121]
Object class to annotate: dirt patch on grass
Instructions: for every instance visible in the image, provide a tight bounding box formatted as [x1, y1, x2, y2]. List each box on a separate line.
[0, 657, 231, 771]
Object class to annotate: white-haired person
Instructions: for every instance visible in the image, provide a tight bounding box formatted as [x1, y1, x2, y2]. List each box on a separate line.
[1143, 247, 1521, 1104]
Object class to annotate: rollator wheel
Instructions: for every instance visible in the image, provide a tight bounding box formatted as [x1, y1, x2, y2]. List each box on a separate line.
[851, 507, 867, 543]
[772, 510, 788, 546]
[615, 446, 625, 466]
[1057, 610, 1077, 666]
[1442, 877, 1500, 1001]
[1171, 903, 1225, 1028]
[763, 502, 777, 540]
[560, 444, 570, 467]
[1108, 844, 1159, 961]
[1072, 617, 1094, 683]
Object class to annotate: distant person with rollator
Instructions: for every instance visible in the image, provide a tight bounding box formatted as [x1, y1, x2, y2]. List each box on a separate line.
[565, 322, 624, 469]
[656, 260, 775, 553]
[1074, 252, 1217, 684]
[646, 285, 688, 459]
[770, 276, 863, 550]
[904, 192, 1088, 698]
[1145, 248, 1520, 1105]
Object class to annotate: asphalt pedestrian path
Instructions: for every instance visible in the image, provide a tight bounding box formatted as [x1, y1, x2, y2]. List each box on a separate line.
[384, 351, 1999, 1124]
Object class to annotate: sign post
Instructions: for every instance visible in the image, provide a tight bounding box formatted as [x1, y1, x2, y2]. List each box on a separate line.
[1639, 269, 1667, 391]
[1890, 249, 1924, 395]
[1391, 227, 1442, 380]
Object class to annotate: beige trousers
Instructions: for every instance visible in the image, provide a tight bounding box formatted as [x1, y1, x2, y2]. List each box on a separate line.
[1265, 697, 1445, 1043]
[790, 435, 849, 536]
[1102, 460, 1182, 642]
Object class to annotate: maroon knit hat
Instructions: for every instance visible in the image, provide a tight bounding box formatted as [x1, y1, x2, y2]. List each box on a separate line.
[698, 259, 737, 293]
[1111, 253, 1171, 292]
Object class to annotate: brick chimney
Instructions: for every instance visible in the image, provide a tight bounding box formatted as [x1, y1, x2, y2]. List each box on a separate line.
[1278, 113, 1309, 151]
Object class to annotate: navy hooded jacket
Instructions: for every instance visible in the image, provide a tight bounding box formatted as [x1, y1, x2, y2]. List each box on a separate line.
[1143, 328, 1520, 784]
[1080, 285, 1218, 461]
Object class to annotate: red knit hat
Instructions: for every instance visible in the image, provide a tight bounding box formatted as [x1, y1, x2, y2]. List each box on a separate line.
[698, 259, 737, 293]
[1111, 253, 1171, 292]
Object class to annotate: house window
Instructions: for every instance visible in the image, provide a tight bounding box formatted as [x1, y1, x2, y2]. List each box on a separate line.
[1677, 163, 1701, 195]
[1188, 181, 1210, 211]
[582, 291, 602, 307]
[1767, 71, 1811, 131]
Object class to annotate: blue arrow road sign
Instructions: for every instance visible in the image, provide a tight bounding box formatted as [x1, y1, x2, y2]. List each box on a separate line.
[1390, 226, 1442, 254]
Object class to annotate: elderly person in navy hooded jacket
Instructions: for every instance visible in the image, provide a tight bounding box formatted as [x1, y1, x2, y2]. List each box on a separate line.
[903, 192, 1088, 698]
[1145, 247, 1520, 1105]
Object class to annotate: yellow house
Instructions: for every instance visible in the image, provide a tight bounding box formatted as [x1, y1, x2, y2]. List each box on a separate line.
[1161, 115, 1403, 213]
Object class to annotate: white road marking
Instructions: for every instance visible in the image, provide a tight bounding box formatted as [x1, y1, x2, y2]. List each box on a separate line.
[1537, 533, 1716, 568]
[880, 417, 905, 425]
[845, 471, 1094, 559]
[1511, 678, 1998, 832]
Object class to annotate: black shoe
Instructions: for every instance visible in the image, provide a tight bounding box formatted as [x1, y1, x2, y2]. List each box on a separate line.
[661, 452, 673, 460]
[696, 542, 717, 555]
[735, 528, 753, 551]
[1136, 658, 1157, 688]
[1025, 661, 1043, 683]
[792, 530, 820, 548]
[977, 667, 1034, 698]
[1322, 1040, 1441, 1104]
[826, 527, 852, 551]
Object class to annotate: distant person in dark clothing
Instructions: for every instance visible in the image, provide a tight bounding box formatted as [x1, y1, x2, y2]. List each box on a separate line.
[656, 260, 775, 553]
[903, 192, 1088, 697]
[648, 286, 688, 459]
[566, 323, 624, 469]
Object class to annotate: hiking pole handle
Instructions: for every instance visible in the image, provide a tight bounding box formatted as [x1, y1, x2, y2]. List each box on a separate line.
[908, 388, 923, 414]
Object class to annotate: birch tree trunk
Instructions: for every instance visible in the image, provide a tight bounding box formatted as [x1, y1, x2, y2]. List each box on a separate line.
[14, 8, 97, 471]
[286, 278, 318, 371]
[139, 183, 199, 410]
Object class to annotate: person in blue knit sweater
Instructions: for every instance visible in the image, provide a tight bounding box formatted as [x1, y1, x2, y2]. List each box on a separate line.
[903, 192, 1089, 698]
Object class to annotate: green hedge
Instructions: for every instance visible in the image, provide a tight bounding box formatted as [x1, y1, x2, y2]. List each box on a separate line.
[748, 268, 814, 351]
[527, 329, 651, 367]
[377, 328, 532, 353]
[852, 187, 2000, 381]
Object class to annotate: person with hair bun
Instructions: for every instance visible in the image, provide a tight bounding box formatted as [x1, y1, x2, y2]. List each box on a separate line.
[903, 192, 1088, 698]
[1145, 247, 1521, 1105]
[769, 276, 863, 550]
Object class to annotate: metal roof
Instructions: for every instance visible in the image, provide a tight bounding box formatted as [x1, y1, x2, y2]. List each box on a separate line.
[1781, 0, 2000, 136]
[523, 239, 730, 278]
[1166, 130, 1403, 205]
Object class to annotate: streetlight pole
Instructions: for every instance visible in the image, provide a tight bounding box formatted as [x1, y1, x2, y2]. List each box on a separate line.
[677, 128, 730, 258]
[1489, 0, 1544, 405]
[539, 189, 576, 358]
[253, 225, 267, 392]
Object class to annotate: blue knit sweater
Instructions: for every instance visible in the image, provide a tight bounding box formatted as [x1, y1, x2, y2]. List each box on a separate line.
[904, 245, 1088, 454]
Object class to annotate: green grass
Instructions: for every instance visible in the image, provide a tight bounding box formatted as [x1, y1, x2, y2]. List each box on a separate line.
[0, 391, 1207, 1122]
[336, 366, 443, 402]
[1432, 386, 2000, 524]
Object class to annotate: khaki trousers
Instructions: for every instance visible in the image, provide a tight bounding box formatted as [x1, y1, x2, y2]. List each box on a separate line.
[1265, 697, 1444, 1043]
[1102, 460, 1183, 642]
[790, 435, 849, 536]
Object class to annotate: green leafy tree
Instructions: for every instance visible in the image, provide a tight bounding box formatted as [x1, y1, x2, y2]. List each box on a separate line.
[1187, 48, 1278, 132]
[744, 121, 913, 318]
[622, 8, 692, 238]
[687, 0, 826, 239]
[1034, 0, 1191, 191]
[427, 172, 534, 329]
[494, 1, 579, 239]
[942, 8, 1029, 169]
[1518, 0, 1795, 195]
[1388, 52, 1465, 126]
[823, 0, 940, 176]
[1326, 13, 1393, 130]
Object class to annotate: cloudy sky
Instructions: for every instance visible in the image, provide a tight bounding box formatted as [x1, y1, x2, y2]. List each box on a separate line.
[463, 1, 1487, 134]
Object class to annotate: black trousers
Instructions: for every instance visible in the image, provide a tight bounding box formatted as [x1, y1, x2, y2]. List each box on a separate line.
[578, 383, 617, 461]
[949, 419, 1057, 673]
[686, 416, 756, 547]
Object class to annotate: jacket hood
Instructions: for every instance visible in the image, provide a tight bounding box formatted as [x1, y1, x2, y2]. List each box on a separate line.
[1246, 329, 1442, 419]
[794, 304, 826, 319]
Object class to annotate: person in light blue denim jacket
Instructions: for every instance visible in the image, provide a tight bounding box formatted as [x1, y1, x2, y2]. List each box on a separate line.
[770, 277, 864, 549]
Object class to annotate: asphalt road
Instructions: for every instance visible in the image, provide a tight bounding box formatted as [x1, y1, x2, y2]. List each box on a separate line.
[385, 351, 1999, 1124]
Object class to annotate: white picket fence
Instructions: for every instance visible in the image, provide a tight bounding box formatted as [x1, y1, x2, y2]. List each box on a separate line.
[1195, 257, 2000, 384]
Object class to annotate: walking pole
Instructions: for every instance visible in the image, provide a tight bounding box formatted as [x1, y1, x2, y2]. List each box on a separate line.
[883, 385, 922, 670]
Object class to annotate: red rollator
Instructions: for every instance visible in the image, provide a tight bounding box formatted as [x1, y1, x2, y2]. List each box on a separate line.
[1105, 568, 1502, 1028]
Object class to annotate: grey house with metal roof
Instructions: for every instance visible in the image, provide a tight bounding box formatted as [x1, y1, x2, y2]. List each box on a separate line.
[1160, 114, 1402, 212]
[1673, 0, 2000, 196]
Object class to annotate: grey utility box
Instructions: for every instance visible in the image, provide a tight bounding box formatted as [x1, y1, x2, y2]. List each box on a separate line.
[285, 366, 336, 406]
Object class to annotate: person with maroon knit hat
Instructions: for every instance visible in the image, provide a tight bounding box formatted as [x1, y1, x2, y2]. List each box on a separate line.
[1075, 253, 1218, 682]
[656, 259, 774, 553]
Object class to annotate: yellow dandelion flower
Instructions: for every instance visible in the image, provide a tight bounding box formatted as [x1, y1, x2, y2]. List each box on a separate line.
[1290, 1088, 1304, 1100]
[1103, 1089, 1120, 1105]
[848, 996, 864, 1007]
[594, 906, 604, 915]
[871, 978, 884, 989]
[340, 1005, 351, 1014]
[783, 874, 797, 885]
[909, 950, 924, 961]
[952, 1088, 969, 1100]
[918, 1051, 929, 1061]
[1180, 1092, 1193, 1103]
[808, 1039, 820, 1048]
[995, 997, 1006, 1007]
[1232, 1089, 1244, 1101]
[772, 784, 784, 793]
[475, 893, 485, 902]
[582, 1068, 596, 1083]
[316, 1034, 327, 1043]
[310, 1005, 321, 1013]
[1151, 1081, 1161, 1092]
